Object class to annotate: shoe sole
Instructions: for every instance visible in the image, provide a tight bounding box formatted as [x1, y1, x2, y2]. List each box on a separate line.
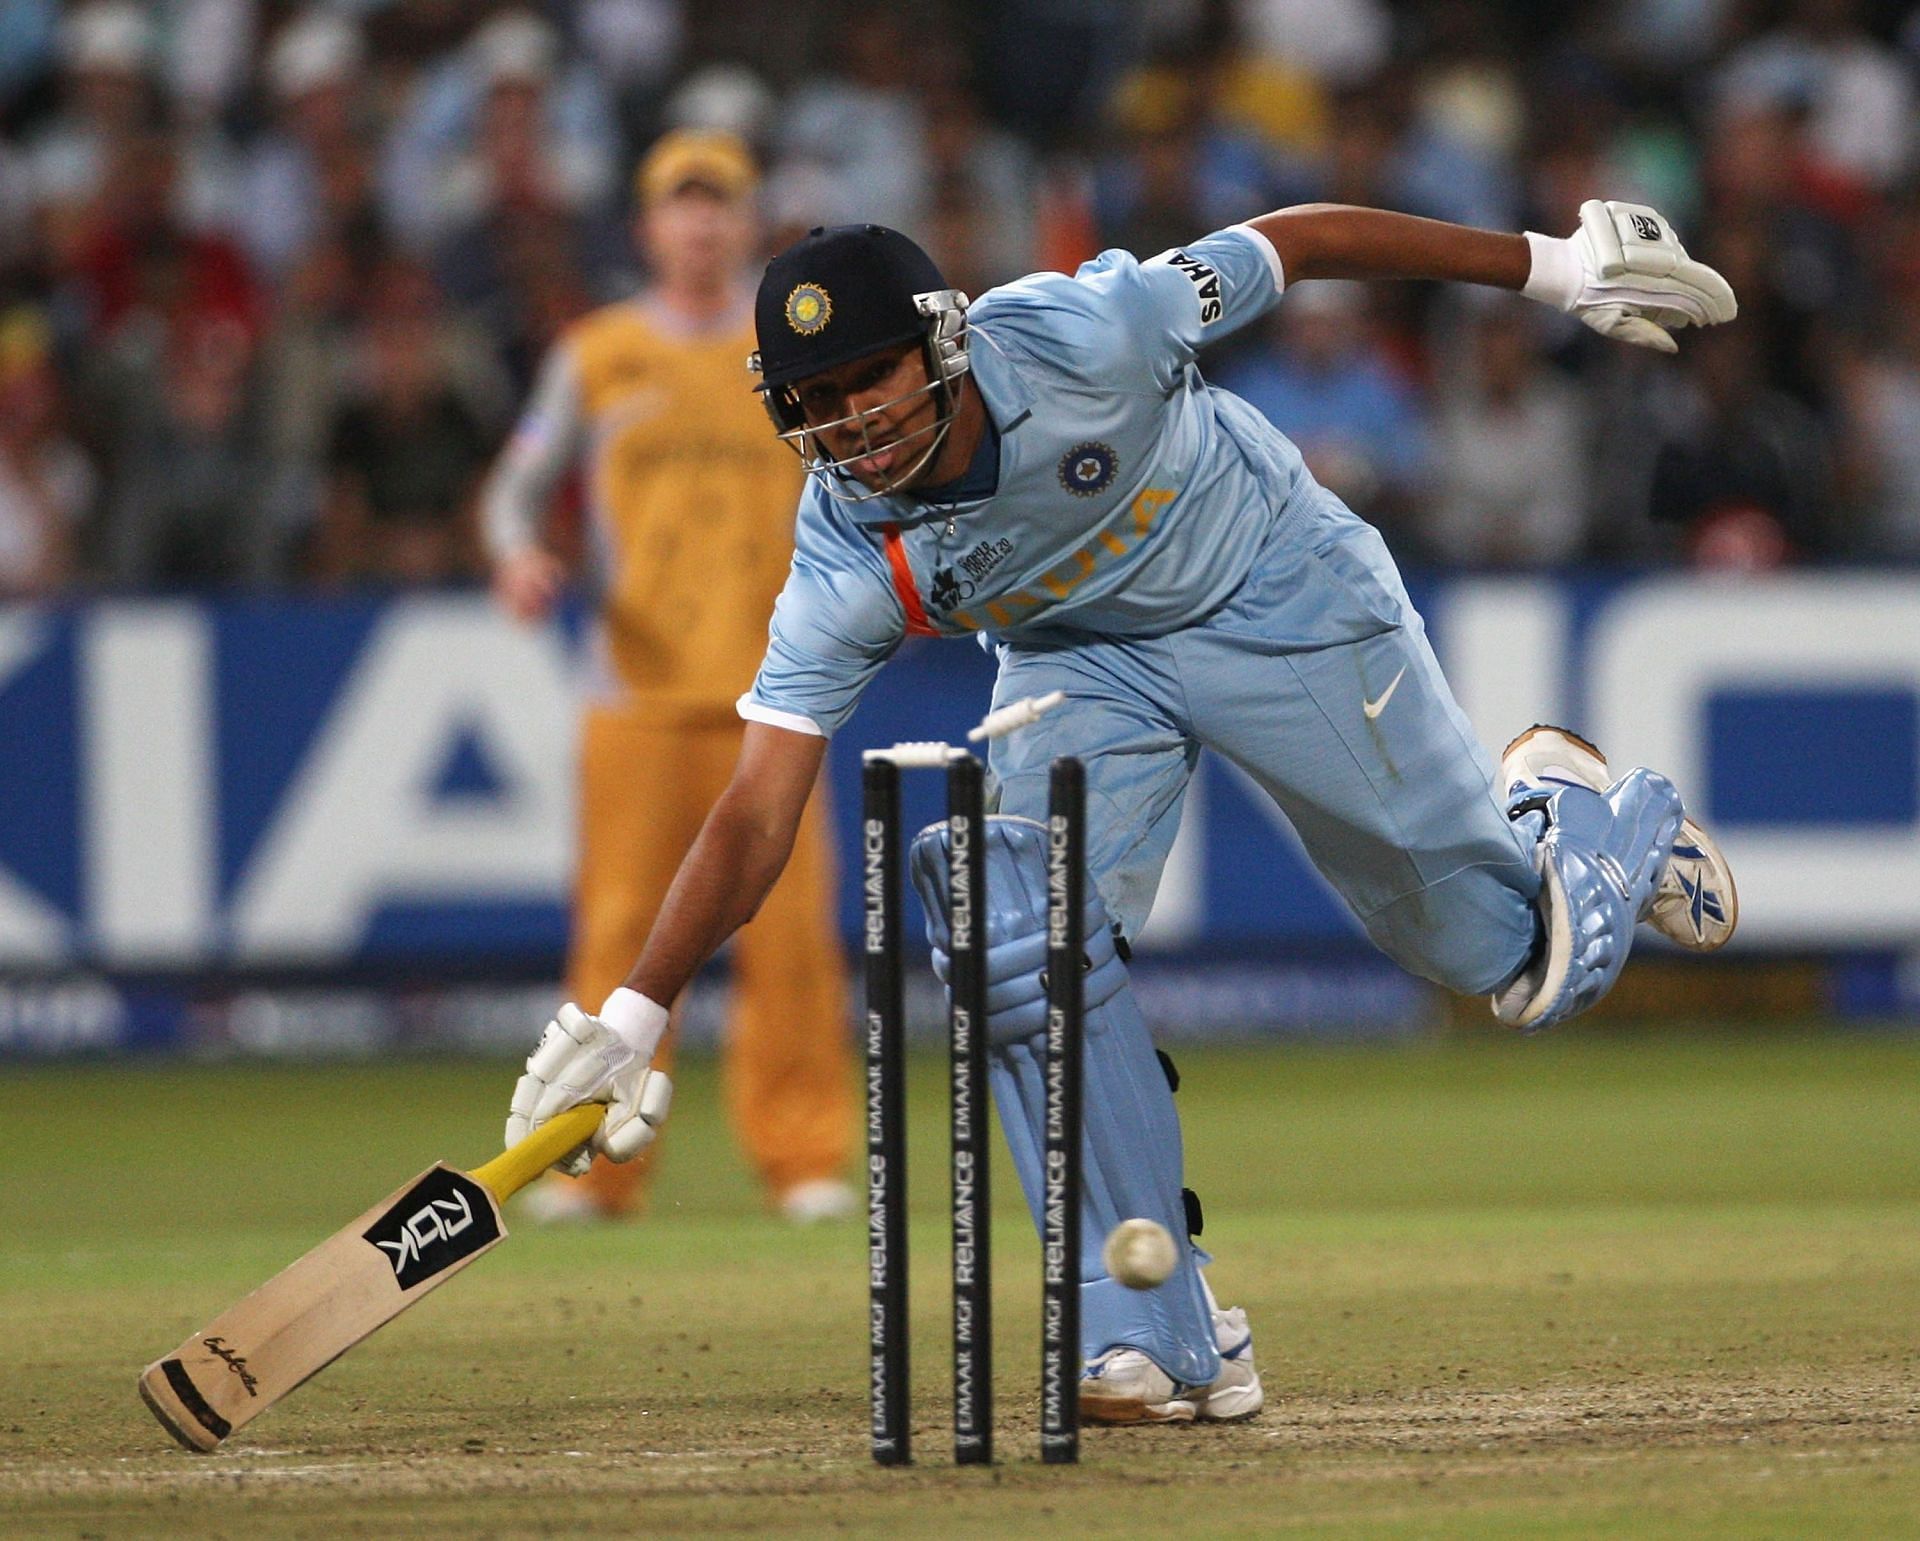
[1652, 816, 1738, 950]
[1501, 723, 1608, 788]
[1078, 1392, 1264, 1425]
[1079, 1393, 1197, 1425]
[1082, 1366, 1265, 1425]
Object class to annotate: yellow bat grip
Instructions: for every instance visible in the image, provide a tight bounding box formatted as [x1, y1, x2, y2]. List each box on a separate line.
[470, 1103, 606, 1204]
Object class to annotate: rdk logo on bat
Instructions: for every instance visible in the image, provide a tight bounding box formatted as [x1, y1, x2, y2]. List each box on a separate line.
[362, 1168, 501, 1290]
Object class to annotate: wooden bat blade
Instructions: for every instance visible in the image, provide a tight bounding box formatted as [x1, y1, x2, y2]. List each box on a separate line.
[139, 1104, 603, 1452]
[139, 1163, 506, 1451]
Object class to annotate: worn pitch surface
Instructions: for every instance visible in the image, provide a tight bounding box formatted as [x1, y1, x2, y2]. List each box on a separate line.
[3, 1029, 1917, 1537]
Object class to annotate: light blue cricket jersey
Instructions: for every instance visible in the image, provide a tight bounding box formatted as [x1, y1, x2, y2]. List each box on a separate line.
[741, 224, 1312, 737]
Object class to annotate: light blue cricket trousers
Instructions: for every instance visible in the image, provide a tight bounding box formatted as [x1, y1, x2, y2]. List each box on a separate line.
[987, 490, 1540, 993]
[971, 487, 1542, 1387]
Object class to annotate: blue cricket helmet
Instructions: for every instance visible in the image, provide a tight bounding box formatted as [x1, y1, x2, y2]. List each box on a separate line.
[749, 224, 972, 501]
[752, 224, 949, 388]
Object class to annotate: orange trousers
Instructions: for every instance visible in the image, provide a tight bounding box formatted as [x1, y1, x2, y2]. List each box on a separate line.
[561, 705, 854, 1212]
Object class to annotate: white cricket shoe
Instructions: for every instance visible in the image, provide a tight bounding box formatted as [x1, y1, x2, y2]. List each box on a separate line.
[1079, 1303, 1263, 1425]
[516, 1177, 608, 1225]
[1501, 725, 1738, 951]
[1192, 1306, 1263, 1421]
[777, 1177, 859, 1224]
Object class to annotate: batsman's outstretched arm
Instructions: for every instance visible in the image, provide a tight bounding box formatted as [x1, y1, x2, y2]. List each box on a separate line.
[1251, 203, 1532, 289]
[1251, 198, 1735, 353]
[506, 723, 828, 1166]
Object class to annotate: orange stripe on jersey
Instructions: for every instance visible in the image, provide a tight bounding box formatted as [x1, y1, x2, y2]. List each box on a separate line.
[882, 524, 938, 637]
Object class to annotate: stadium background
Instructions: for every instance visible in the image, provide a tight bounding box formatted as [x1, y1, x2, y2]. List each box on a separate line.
[5, 6, 1920, 1535]
[1, 0, 1917, 1055]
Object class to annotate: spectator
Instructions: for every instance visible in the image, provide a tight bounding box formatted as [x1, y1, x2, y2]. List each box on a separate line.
[1231, 0, 1392, 88]
[25, 2, 237, 240]
[1835, 289, 1920, 559]
[100, 313, 275, 586]
[778, 4, 931, 232]
[1095, 54, 1276, 256]
[1096, 110, 1213, 260]
[578, 0, 685, 135]
[255, 232, 361, 572]
[1396, 9, 1523, 232]
[973, 0, 1141, 147]
[1425, 294, 1589, 568]
[1697, 95, 1862, 407]
[1306, 67, 1519, 231]
[1214, 280, 1429, 532]
[23, 2, 155, 223]
[0, 131, 33, 282]
[659, 62, 776, 147]
[64, 132, 262, 564]
[381, 9, 620, 255]
[258, 238, 507, 574]
[424, 17, 621, 363]
[1315, 80, 1404, 211]
[920, 73, 1038, 292]
[163, 0, 258, 128]
[0, 0, 59, 112]
[435, 187, 599, 395]
[0, 306, 90, 596]
[67, 132, 260, 348]
[1645, 325, 1835, 568]
[1714, 0, 1916, 197]
[236, 11, 377, 283]
[316, 264, 493, 585]
[1524, 55, 1678, 251]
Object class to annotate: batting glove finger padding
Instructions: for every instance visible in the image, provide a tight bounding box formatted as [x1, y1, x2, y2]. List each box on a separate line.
[595, 1068, 674, 1162]
[1525, 199, 1736, 352]
[524, 1003, 596, 1080]
[528, 1028, 636, 1125]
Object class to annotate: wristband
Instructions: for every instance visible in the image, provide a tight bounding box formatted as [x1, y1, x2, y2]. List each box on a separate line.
[1521, 230, 1582, 312]
[598, 986, 669, 1059]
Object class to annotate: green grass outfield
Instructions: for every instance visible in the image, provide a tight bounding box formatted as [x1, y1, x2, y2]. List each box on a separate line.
[2, 1026, 1918, 1538]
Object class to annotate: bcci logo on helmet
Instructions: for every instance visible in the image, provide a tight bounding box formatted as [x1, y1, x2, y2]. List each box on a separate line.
[1058, 442, 1118, 497]
[785, 282, 832, 335]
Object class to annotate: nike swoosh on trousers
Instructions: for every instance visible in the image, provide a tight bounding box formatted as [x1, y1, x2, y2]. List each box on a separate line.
[1362, 665, 1408, 720]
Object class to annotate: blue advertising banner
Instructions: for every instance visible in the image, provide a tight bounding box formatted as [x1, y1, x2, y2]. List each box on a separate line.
[0, 574, 1916, 977]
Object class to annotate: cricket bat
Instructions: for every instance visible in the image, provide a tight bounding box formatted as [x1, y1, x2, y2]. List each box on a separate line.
[138, 1102, 604, 1452]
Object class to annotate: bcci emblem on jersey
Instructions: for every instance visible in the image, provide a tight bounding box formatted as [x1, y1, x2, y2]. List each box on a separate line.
[785, 283, 832, 335]
[1058, 441, 1118, 497]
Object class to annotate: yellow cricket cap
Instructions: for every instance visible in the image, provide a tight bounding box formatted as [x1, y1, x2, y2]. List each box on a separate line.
[636, 129, 757, 206]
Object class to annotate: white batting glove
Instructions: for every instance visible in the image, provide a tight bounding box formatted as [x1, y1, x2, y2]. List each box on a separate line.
[505, 988, 674, 1175]
[1523, 199, 1736, 354]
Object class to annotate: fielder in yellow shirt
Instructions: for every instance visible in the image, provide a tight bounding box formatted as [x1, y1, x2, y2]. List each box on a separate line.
[481, 130, 855, 1222]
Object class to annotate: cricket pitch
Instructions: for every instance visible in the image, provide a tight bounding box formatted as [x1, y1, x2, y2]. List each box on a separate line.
[3, 1032, 1917, 1538]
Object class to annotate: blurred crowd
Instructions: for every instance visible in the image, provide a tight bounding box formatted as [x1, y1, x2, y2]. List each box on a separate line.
[3, 0, 1920, 598]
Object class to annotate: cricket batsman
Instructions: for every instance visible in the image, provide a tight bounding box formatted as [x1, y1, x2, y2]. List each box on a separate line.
[505, 197, 1740, 1422]
[482, 130, 857, 1224]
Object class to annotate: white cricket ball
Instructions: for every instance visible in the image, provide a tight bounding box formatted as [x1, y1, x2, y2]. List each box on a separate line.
[1102, 1217, 1178, 1290]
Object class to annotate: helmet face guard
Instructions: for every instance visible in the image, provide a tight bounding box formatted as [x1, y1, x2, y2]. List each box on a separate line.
[751, 289, 970, 502]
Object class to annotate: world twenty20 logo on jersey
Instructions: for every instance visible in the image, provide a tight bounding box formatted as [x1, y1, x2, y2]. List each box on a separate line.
[928, 538, 1014, 617]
